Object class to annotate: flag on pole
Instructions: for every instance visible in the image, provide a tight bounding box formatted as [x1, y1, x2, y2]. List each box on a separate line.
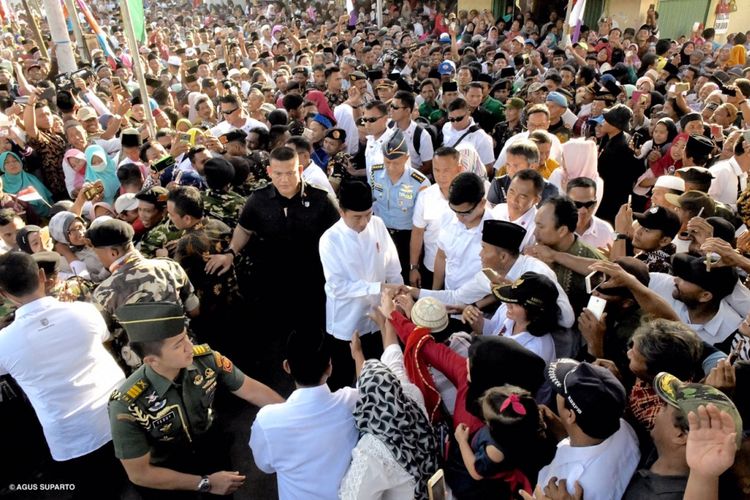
[127, 0, 146, 44]
[74, 0, 117, 63]
[16, 186, 44, 202]
[568, 0, 588, 27]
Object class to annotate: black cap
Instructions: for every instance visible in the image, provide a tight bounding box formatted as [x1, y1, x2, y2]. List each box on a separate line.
[442, 81, 458, 93]
[121, 128, 143, 148]
[686, 134, 715, 158]
[221, 129, 247, 143]
[499, 67, 516, 79]
[633, 206, 681, 239]
[546, 358, 627, 439]
[482, 220, 526, 253]
[705, 216, 737, 246]
[675, 167, 715, 184]
[135, 186, 169, 208]
[338, 181, 372, 212]
[145, 75, 162, 88]
[492, 272, 558, 312]
[672, 253, 737, 300]
[603, 104, 632, 131]
[115, 301, 186, 343]
[85, 218, 134, 247]
[325, 128, 346, 142]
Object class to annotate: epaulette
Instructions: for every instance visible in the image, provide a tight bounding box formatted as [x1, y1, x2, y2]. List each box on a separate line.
[371, 164, 384, 171]
[116, 378, 150, 404]
[411, 171, 426, 183]
[193, 343, 213, 357]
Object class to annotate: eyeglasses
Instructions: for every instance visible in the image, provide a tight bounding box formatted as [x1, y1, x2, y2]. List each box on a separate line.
[447, 115, 467, 122]
[220, 107, 239, 116]
[361, 115, 386, 123]
[390, 104, 405, 110]
[450, 202, 478, 216]
[573, 200, 597, 209]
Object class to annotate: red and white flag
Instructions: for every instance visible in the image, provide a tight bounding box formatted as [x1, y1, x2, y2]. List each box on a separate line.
[16, 186, 43, 202]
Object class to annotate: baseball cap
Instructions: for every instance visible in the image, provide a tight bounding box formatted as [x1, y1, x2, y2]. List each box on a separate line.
[114, 193, 139, 214]
[438, 60, 456, 75]
[654, 371, 743, 446]
[492, 272, 558, 312]
[167, 55, 182, 67]
[439, 33, 451, 43]
[77, 106, 98, 122]
[512, 35, 525, 45]
[546, 359, 627, 439]
[671, 253, 738, 300]
[527, 82, 548, 95]
[653, 175, 685, 193]
[633, 206, 682, 239]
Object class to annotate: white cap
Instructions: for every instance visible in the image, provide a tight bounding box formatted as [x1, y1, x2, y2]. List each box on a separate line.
[114, 193, 139, 214]
[167, 55, 181, 67]
[654, 175, 685, 193]
[227, 68, 241, 79]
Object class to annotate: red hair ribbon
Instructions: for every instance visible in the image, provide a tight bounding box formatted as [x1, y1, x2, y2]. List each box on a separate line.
[499, 394, 526, 416]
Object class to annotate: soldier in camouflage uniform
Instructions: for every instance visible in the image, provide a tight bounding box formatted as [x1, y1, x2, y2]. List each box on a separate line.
[108, 302, 283, 499]
[139, 218, 183, 259]
[233, 150, 271, 196]
[323, 127, 351, 194]
[202, 157, 246, 228]
[86, 219, 200, 374]
[33, 251, 97, 303]
[134, 185, 170, 251]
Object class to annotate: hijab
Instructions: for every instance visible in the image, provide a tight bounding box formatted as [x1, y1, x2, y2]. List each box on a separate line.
[84, 145, 120, 205]
[355, 360, 439, 500]
[49, 211, 83, 246]
[465, 336, 545, 418]
[188, 92, 209, 124]
[561, 138, 599, 189]
[16, 225, 41, 254]
[0, 151, 52, 217]
[62, 149, 86, 195]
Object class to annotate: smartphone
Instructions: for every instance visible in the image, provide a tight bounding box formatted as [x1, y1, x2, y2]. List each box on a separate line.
[674, 82, 690, 94]
[729, 338, 745, 364]
[585, 270, 608, 294]
[14, 96, 29, 105]
[721, 86, 737, 97]
[151, 155, 175, 173]
[743, 130, 750, 145]
[630, 90, 643, 105]
[482, 267, 500, 282]
[178, 132, 191, 143]
[586, 295, 607, 320]
[710, 124, 723, 137]
[82, 183, 102, 201]
[428, 469, 447, 500]
[112, 76, 122, 88]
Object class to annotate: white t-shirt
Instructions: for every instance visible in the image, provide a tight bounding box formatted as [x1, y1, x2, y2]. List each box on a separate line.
[412, 184, 452, 272]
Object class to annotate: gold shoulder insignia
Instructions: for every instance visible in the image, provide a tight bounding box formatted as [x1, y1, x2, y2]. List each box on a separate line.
[371, 164, 384, 171]
[121, 379, 150, 404]
[411, 171, 426, 183]
[193, 343, 213, 356]
[110, 389, 123, 402]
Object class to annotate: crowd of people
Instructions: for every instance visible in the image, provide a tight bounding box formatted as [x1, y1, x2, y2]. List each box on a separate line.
[1, 0, 750, 498]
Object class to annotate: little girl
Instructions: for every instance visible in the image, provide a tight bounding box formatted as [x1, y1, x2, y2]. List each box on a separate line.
[448, 385, 551, 499]
[633, 118, 679, 196]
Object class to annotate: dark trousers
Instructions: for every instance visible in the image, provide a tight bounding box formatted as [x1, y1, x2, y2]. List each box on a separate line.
[52, 441, 126, 500]
[327, 332, 384, 390]
[388, 228, 412, 284]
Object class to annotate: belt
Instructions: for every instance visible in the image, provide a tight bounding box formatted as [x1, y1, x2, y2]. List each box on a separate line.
[387, 228, 411, 235]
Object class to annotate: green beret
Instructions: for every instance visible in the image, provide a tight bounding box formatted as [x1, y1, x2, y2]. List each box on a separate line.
[85, 219, 134, 247]
[115, 301, 186, 343]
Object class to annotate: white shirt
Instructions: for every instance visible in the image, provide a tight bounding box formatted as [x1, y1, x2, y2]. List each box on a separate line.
[365, 128, 397, 180]
[537, 420, 640, 500]
[209, 115, 269, 137]
[437, 209, 495, 291]
[320, 216, 403, 340]
[648, 272, 743, 343]
[334, 103, 360, 155]
[302, 164, 336, 198]
[0, 297, 125, 460]
[578, 216, 615, 250]
[250, 384, 359, 500]
[494, 130, 563, 172]
[441, 119, 495, 166]
[495, 318, 556, 365]
[395, 121, 434, 170]
[491, 204, 537, 251]
[412, 184, 452, 271]
[709, 156, 747, 208]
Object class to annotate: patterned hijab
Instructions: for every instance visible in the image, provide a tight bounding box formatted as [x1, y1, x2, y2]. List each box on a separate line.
[354, 359, 438, 500]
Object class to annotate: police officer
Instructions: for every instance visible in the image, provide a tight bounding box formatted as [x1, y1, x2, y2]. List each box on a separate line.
[89, 219, 200, 372]
[370, 129, 430, 281]
[108, 302, 283, 499]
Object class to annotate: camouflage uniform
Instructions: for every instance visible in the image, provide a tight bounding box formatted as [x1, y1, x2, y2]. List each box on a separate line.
[234, 151, 271, 197]
[202, 188, 246, 228]
[327, 151, 354, 192]
[93, 252, 199, 373]
[108, 344, 245, 466]
[325, 90, 345, 110]
[137, 220, 182, 258]
[49, 276, 97, 303]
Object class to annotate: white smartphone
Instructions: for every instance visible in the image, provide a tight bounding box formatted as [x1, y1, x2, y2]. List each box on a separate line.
[428, 469, 447, 500]
[587, 295, 607, 320]
[585, 270, 608, 294]
[482, 267, 500, 282]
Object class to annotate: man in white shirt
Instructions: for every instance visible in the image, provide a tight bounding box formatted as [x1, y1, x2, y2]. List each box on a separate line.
[363, 101, 397, 180]
[647, 254, 743, 345]
[410, 146, 462, 288]
[708, 135, 750, 208]
[286, 136, 336, 198]
[441, 98, 495, 175]
[0, 252, 126, 497]
[433, 172, 495, 291]
[536, 359, 640, 500]
[209, 94, 268, 137]
[388, 90, 434, 174]
[250, 330, 359, 500]
[566, 177, 614, 250]
[494, 104, 563, 172]
[491, 169, 542, 251]
[319, 180, 403, 388]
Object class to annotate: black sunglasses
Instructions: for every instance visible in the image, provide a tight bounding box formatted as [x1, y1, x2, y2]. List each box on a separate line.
[361, 115, 385, 123]
[573, 200, 597, 209]
[447, 115, 467, 122]
[450, 201, 478, 216]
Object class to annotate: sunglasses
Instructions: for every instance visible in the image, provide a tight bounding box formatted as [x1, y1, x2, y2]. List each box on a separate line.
[573, 200, 597, 209]
[450, 201, 478, 216]
[390, 104, 405, 110]
[447, 115, 467, 122]
[361, 115, 385, 123]
[220, 107, 239, 116]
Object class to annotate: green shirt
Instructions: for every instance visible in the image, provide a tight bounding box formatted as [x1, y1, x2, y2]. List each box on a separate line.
[108, 344, 245, 465]
[138, 220, 182, 258]
[552, 237, 605, 317]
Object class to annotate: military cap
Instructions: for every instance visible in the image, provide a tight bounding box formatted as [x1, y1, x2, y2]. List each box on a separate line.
[482, 220, 526, 253]
[349, 71, 367, 82]
[325, 128, 347, 142]
[382, 130, 408, 160]
[338, 180, 372, 212]
[505, 97, 525, 110]
[135, 185, 169, 208]
[121, 128, 143, 148]
[116, 301, 186, 343]
[85, 218, 134, 247]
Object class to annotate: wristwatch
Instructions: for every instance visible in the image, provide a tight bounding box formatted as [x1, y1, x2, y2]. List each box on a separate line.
[409, 264, 419, 271]
[614, 232, 630, 241]
[223, 247, 237, 257]
[197, 476, 211, 493]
